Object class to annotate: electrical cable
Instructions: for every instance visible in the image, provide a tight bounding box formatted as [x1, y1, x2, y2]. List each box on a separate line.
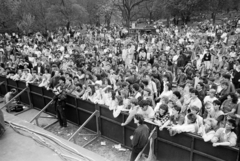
[9, 123, 83, 161]
[8, 121, 92, 160]
[6, 121, 95, 161]
[10, 124, 68, 161]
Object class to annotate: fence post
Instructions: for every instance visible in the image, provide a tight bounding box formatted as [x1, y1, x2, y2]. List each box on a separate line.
[95, 104, 101, 135]
[29, 99, 54, 123]
[27, 86, 33, 108]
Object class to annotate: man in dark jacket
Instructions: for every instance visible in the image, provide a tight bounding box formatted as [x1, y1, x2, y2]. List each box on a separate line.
[130, 114, 149, 161]
[33, 62, 45, 75]
[53, 85, 67, 128]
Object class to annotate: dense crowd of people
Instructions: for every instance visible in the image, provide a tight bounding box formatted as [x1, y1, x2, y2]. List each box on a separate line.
[1, 17, 240, 152]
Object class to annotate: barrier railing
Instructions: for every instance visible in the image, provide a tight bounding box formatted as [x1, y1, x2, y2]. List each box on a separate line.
[0, 75, 239, 161]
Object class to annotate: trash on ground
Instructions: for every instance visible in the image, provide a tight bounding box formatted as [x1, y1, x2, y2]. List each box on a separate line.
[100, 141, 106, 146]
[113, 144, 121, 149]
[118, 148, 127, 152]
[84, 137, 88, 141]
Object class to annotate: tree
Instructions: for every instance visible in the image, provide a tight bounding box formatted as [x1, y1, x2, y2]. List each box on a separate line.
[113, 0, 148, 27]
[97, 0, 122, 28]
[138, 0, 163, 22]
[198, 0, 237, 24]
[164, 0, 201, 24]
[47, 0, 88, 30]
[0, 0, 20, 32]
[16, 13, 35, 34]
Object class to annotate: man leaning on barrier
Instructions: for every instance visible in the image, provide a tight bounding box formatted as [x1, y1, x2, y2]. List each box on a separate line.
[130, 114, 149, 161]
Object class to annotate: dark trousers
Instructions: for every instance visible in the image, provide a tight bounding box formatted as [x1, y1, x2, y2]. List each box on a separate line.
[57, 106, 67, 127]
[130, 151, 139, 161]
[130, 148, 142, 161]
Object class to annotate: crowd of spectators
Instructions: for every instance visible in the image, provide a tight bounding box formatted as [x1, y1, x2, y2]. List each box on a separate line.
[1, 18, 240, 148]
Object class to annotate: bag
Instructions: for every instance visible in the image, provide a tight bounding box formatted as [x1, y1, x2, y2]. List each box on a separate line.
[10, 105, 23, 112]
[10, 101, 24, 112]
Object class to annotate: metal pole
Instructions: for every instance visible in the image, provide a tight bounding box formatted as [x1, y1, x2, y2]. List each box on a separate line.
[82, 136, 98, 148]
[0, 81, 4, 86]
[43, 120, 58, 129]
[135, 127, 156, 161]
[0, 87, 28, 110]
[29, 99, 54, 123]
[68, 110, 98, 141]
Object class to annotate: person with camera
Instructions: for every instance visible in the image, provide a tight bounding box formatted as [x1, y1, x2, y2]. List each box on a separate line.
[53, 78, 68, 128]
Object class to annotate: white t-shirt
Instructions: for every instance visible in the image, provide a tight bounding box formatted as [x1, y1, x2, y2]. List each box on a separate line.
[203, 96, 218, 104]
[188, 97, 202, 110]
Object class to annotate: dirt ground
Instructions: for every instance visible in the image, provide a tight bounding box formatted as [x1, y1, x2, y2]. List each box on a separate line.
[46, 122, 132, 161]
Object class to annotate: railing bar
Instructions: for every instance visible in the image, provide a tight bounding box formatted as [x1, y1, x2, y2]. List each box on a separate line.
[77, 107, 94, 114]
[43, 120, 58, 129]
[14, 108, 32, 116]
[192, 150, 225, 161]
[68, 111, 98, 141]
[29, 99, 54, 123]
[100, 116, 122, 125]
[82, 136, 99, 148]
[0, 81, 4, 86]
[30, 92, 43, 97]
[78, 134, 97, 136]
[157, 137, 191, 151]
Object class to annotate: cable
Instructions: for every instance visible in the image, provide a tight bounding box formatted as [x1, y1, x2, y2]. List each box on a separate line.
[6, 121, 94, 161]
[9, 123, 84, 161]
[10, 124, 68, 161]
[8, 122, 91, 160]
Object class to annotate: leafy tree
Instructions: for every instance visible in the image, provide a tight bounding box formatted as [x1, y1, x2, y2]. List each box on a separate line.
[47, 0, 88, 30]
[139, 0, 164, 22]
[97, 0, 122, 28]
[164, 0, 201, 24]
[0, 0, 20, 32]
[16, 13, 35, 34]
[113, 0, 148, 27]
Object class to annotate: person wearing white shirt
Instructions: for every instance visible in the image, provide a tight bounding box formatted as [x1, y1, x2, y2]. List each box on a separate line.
[145, 74, 157, 97]
[159, 83, 173, 99]
[187, 88, 202, 112]
[203, 89, 218, 104]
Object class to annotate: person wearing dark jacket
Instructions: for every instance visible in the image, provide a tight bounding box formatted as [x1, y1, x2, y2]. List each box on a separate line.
[232, 65, 240, 89]
[130, 114, 149, 161]
[53, 84, 67, 128]
[33, 62, 45, 75]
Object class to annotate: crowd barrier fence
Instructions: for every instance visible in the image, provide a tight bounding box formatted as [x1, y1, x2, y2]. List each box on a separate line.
[0, 76, 239, 161]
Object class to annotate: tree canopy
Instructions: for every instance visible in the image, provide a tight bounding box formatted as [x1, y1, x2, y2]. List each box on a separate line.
[0, 0, 239, 33]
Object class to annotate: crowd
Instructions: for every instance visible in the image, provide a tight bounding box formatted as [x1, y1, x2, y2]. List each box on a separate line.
[1, 17, 240, 152]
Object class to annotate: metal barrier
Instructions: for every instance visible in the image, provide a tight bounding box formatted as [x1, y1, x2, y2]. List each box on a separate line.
[68, 110, 100, 147]
[0, 75, 239, 161]
[29, 99, 55, 126]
